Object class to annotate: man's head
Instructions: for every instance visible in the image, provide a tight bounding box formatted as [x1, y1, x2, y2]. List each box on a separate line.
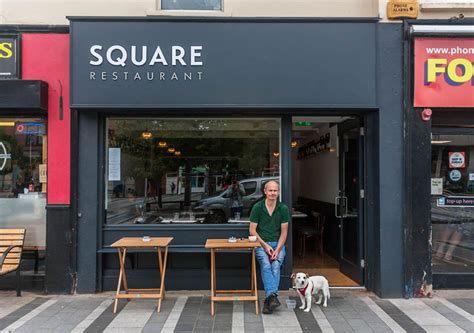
[264, 180, 280, 201]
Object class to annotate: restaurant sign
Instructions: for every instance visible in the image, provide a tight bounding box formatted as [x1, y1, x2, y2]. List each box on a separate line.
[0, 34, 20, 79]
[297, 133, 331, 160]
[414, 38, 474, 107]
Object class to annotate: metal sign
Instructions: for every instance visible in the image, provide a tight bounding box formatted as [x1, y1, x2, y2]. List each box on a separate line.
[387, 0, 418, 19]
[0, 34, 20, 79]
[0, 142, 11, 171]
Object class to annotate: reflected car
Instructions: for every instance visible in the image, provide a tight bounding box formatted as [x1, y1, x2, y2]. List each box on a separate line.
[194, 176, 279, 223]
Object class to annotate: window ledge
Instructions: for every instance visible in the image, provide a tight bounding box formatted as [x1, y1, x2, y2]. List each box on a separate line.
[146, 9, 226, 17]
[420, 2, 474, 10]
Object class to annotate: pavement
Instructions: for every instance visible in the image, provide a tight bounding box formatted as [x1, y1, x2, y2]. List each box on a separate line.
[0, 289, 473, 332]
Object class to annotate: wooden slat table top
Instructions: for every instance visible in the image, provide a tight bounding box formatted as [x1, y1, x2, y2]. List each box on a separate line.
[0, 229, 25, 234]
[205, 239, 260, 249]
[110, 237, 173, 248]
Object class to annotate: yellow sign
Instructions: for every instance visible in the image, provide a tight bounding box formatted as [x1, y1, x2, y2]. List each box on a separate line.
[387, 0, 418, 19]
[39, 164, 47, 183]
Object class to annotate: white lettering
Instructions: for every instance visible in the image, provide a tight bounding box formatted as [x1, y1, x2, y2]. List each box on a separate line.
[90, 72, 96, 80]
[172, 46, 186, 66]
[90, 45, 103, 65]
[190, 46, 202, 66]
[124, 72, 129, 80]
[112, 72, 118, 80]
[160, 72, 165, 80]
[147, 72, 154, 80]
[101, 72, 107, 80]
[184, 72, 192, 80]
[171, 72, 178, 80]
[197, 72, 202, 80]
[149, 46, 168, 66]
[131, 46, 147, 66]
[134, 72, 142, 81]
[106, 45, 127, 67]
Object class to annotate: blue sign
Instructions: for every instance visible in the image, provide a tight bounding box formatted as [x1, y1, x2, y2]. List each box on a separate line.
[15, 122, 46, 135]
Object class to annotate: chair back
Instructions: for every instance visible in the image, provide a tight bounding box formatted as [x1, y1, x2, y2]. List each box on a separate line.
[0, 229, 25, 272]
[310, 211, 325, 235]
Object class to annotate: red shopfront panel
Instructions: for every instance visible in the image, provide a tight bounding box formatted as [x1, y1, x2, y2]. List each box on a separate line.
[22, 34, 70, 205]
[414, 38, 474, 108]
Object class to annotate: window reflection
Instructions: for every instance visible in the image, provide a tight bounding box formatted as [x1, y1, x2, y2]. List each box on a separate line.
[431, 133, 474, 273]
[106, 118, 280, 225]
[0, 118, 47, 259]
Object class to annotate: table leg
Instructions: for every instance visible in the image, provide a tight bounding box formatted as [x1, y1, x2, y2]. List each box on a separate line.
[252, 249, 259, 315]
[114, 248, 125, 313]
[157, 246, 169, 313]
[121, 248, 129, 297]
[210, 249, 215, 316]
[157, 247, 165, 301]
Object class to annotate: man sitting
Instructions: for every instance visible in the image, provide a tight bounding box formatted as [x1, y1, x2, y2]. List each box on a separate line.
[249, 180, 289, 314]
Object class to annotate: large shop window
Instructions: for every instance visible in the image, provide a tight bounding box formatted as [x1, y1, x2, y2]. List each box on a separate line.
[106, 118, 280, 225]
[431, 131, 474, 274]
[0, 118, 47, 251]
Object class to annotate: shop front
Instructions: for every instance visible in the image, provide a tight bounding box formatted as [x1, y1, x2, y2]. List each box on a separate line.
[408, 24, 474, 290]
[0, 29, 71, 293]
[70, 18, 405, 297]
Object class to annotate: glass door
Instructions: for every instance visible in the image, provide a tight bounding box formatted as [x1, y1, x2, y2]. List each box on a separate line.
[336, 121, 365, 285]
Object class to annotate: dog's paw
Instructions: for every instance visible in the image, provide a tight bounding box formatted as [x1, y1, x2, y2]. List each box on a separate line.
[299, 305, 305, 310]
[323, 304, 327, 308]
[315, 301, 321, 305]
[304, 308, 311, 312]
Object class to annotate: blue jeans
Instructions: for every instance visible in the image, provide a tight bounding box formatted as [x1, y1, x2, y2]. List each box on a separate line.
[255, 242, 286, 298]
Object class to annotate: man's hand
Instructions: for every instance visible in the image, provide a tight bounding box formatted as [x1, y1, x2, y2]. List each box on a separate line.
[270, 248, 280, 261]
[264, 243, 274, 256]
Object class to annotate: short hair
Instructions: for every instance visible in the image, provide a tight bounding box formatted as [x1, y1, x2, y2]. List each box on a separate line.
[264, 180, 280, 191]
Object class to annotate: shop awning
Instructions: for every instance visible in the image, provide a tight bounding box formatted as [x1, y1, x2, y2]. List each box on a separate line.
[0, 80, 48, 111]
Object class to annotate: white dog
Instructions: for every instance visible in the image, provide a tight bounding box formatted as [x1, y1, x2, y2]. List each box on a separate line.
[291, 272, 330, 311]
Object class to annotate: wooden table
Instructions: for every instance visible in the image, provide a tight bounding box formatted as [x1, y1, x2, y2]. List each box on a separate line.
[110, 237, 173, 313]
[205, 239, 261, 316]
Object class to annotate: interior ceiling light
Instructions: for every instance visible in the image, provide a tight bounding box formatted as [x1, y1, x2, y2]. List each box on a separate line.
[291, 140, 298, 148]
[158, 141, 168, 148]
[431, 141, 452, 144]
[0, 122, 15, 127]
[272, 151, 280, 158]
[168, 147, 176, 153]
[141, 130, 153, 139]
[174, 150, 182, 156]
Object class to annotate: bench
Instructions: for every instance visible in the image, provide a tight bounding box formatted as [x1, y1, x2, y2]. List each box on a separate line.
[0, 229, 26, 296]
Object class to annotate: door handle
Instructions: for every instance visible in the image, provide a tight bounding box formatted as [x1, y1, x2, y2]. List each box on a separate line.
[335, 196, 342, 218]
[342, 196, 348, 217]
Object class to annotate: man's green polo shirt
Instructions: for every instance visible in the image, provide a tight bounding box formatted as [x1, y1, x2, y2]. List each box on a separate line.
[249, 200, 289, 242]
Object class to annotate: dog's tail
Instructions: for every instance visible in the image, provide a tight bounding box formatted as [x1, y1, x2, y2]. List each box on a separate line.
[325, 280, 331, 299]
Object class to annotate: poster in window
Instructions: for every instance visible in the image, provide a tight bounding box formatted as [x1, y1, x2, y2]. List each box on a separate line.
[108, 148, 121, 181]
[449, 152, 465, 169]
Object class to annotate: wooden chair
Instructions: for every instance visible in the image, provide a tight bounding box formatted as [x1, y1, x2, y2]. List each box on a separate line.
[0, 229, 26, 296]
[299, 212, 325, 258]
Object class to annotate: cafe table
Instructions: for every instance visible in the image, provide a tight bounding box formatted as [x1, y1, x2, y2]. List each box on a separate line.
[204, 238, 261, 316]
[110, 237, 173, 313]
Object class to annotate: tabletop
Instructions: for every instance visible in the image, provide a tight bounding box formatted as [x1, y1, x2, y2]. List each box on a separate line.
[205, 239, 261, 249]
[110, 237, 174, 248]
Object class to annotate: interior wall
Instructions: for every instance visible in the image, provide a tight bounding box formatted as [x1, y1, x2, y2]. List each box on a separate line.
[295, 124, 339, 204]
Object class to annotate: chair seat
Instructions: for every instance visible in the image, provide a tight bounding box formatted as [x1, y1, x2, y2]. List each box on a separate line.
[299, 225, 322, 236]
[0, 267, 17, 276]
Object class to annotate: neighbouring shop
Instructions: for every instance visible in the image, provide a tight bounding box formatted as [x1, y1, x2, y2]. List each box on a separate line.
[408, 24, 474, 290]
[0, 28, 71, 293]
[70, 17, 405, 297]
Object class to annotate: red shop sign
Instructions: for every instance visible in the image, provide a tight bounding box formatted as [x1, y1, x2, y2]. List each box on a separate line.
[414, 38, 474, 107]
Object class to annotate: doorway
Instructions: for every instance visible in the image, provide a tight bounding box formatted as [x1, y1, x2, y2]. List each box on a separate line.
[291, 116, 365, 287]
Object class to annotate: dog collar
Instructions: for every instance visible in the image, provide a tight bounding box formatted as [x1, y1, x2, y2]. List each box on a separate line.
[298, 284, 314, 295]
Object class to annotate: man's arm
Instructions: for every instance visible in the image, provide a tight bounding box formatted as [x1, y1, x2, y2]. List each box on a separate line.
[249, 222, 273, 255]
[271, 222, 288, 261]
